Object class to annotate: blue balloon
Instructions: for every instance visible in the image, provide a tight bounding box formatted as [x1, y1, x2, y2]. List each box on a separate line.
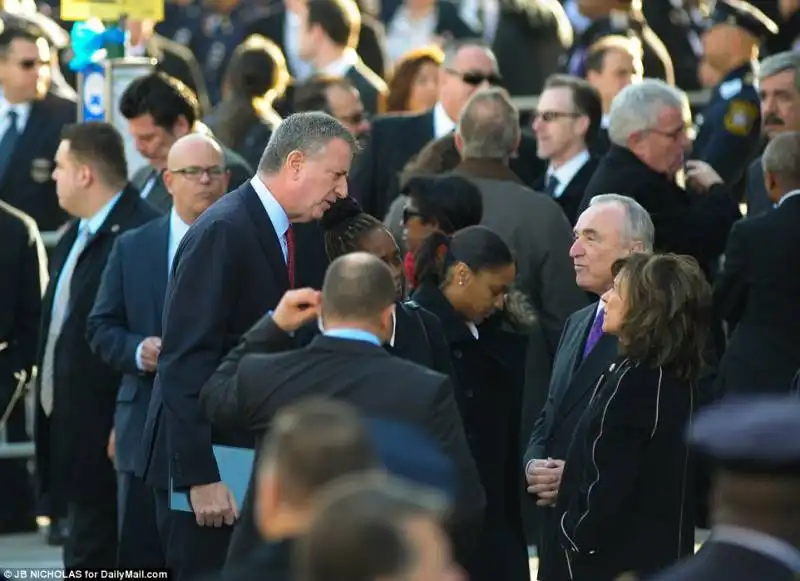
[68, 21, 126, 72]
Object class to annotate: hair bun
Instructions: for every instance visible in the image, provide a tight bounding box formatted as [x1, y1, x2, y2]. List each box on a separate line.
[319, 197, 364, 230]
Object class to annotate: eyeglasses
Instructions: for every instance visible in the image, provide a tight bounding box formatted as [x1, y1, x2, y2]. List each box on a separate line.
[647, 124, 695, 142]
[16, 58, 49, 70]
[446, 69, 503, 87]
[169, 165, 227, 180]
[532, 110, 582, 122]
[402, 208, 426, 224]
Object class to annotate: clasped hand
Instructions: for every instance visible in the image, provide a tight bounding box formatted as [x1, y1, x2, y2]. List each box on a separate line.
[526, 458, 565, 507]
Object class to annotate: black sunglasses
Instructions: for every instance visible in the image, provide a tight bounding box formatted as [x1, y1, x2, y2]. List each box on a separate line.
[339, 110, 368, 125]
[447, 68, 503, 87]
[402, 208, 426, 224]
[18, 58, 48, 70]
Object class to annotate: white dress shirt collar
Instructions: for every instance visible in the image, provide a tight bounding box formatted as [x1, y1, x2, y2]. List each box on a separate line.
[547, 149, 590, 198]
[433, 102, 455, 139]
[0, 97, 32, 134]
[320, 49, 358, 77]
[466, 321, 479, 339]
[79, 191, 123, 235]
[777, 189, 800, 207]
[168, 207, 192, 272]
[250, 175, 291, 261]
[318, 308, 397, 346]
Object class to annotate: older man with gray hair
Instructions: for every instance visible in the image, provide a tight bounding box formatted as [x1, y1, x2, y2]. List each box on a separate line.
[580, 79, 741, 275]
[746, 51, 800, 215]
[454, 87, 587, 357]
[715, 131, 800, 396]
[137, 112, 356, 581]
[525, 193, 654, 581]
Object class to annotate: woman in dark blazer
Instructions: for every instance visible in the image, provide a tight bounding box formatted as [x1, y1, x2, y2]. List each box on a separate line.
[552, 253, 711, 580]
[410, 225, 530, 581]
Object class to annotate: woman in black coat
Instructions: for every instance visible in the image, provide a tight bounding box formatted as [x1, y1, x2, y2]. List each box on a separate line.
[411, 225, 530, 581]
[551, 253, 711, 580]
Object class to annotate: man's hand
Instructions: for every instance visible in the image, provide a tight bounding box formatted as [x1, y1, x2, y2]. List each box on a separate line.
[272, 288, 322, 332]
[107, 428, 115, 465]
[140, 336, 162, 372]
[685, 160, 724, 191]
[189, 482, 238, 527]
[526, 459, 565, 507]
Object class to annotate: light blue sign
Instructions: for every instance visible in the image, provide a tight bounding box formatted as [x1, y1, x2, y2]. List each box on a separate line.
[80, 61, 107, 122]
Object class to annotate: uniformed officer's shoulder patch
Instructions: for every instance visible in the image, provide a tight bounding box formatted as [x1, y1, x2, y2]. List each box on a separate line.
[724, 99, 758, 136]
[719, 78, 743, 100]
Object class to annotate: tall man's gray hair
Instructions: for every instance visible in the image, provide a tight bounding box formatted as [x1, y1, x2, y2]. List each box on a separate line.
[607, 79, 685, 147]
[457, 87, 520, 161]
[259, 112, 357, 174]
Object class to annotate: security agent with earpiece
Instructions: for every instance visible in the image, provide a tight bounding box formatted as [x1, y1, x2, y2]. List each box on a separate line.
[646, 396, 800, 581]
[692, 0, 778, 197]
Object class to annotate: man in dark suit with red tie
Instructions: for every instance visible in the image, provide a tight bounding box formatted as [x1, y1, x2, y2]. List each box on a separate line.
[523, 194, 653, 581]
[137, 112, 356, 581]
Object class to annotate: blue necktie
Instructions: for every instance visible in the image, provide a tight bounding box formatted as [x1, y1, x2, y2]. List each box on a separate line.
[0, 110, 20, 182]
[545, 174, 560, 197]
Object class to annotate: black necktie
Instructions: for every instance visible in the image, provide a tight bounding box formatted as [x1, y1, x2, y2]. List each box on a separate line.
[545, 174, 560, 197]
[0, 110, 20, 182]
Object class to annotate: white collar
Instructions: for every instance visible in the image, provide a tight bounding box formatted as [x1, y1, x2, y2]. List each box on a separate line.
[433, 102, 455, 139]
[169, 207, 192, 244]
[320, 49, 358, 77]
[548, 149, 590, 188]
[0, 98, 32, 131]
[466, 321, 479, 339]
[250, 175, 290, 238]
[600, 114, 610, 129]
[79, 191, 123, 235]
[712, 525, 800, 573]
[777, 189, 800, 208]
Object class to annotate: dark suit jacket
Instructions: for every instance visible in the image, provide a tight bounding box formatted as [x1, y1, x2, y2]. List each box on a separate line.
[713, 195, 800, 395]
[745, 155, 772, 217]
[581, 145, 741, 273]
[201, 325, 485, 565]
[532, 156, 598, 226]
[137, 182, 307, 490]
[131, 145, 252, 214]
[524, 302, 618, 581]
[200, 299, 459, 563]
[351, 109, 544, 218]
[0, 201, 45, 391]
[345, 59, 388, 116]
[0, 92, 76, 232]
[647, 539, 797, 581]
[34, 187, 158, 505]
[554, 358, 696, 581]
[86, 216, 170, 473]
[218, 538, 294, 581]
[247, 7, 388, 81]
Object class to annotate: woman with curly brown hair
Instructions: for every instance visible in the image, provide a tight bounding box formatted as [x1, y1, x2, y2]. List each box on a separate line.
[549, 252, 711, 581]
[385, 45, 444, 113]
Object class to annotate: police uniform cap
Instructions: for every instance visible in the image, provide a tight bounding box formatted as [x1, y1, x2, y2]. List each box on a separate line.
[709, 0, 779, 41]
[688, 396, 800, 476]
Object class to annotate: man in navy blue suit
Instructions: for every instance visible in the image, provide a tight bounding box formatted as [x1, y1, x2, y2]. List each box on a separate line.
[86, 134, 230, 567]
[136, 112, 356, 580]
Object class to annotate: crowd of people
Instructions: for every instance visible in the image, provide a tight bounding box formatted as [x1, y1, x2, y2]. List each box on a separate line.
[2, 0, 800, 580]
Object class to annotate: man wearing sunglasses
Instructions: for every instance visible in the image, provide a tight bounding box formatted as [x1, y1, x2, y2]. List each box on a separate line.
[0, 23, 76, 233]
[350, 42, 544, 220]
[294, 75, 371, 143]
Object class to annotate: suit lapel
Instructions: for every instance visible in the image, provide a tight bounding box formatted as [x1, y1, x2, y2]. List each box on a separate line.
[2, 100, 47, 189]
[241, 183, 290, 290]
[557, 333, 618, 422]
[151, 216, 170, 323]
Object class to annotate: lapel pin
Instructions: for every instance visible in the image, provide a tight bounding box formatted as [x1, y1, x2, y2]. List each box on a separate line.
[111, 224, 120, 233]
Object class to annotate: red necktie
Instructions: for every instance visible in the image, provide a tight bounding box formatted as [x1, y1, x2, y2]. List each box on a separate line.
[285, 225, 295, 288]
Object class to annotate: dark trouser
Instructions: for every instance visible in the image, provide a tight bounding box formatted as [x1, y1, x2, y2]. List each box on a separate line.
[63, 497, 117, 568]
[0, 382, 36, 533]
[117, 471, 165, 567]
[153, 487, 233, 581]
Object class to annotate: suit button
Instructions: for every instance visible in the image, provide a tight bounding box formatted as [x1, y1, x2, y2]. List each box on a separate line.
[453, 350, 463, 359]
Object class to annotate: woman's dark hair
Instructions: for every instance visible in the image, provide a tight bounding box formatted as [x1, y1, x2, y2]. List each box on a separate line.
[403, 175, 483, 234]
[612, 253, 712, 383]
[320, 197, 389, 260]
[415, 225, 513, 287]
[386, 45, 445, 113]
[398, 135, 461, 188]
[208, 35, 289, 150]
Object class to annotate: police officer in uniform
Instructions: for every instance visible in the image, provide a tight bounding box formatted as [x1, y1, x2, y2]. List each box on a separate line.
[692, 0, 777, 191]
[647, 396, 800, 581]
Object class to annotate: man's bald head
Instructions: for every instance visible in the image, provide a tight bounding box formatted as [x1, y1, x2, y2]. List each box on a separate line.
[163, 132, 229, 224]
[321, 253, 396, 333]
[167, 133, 224, 169]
